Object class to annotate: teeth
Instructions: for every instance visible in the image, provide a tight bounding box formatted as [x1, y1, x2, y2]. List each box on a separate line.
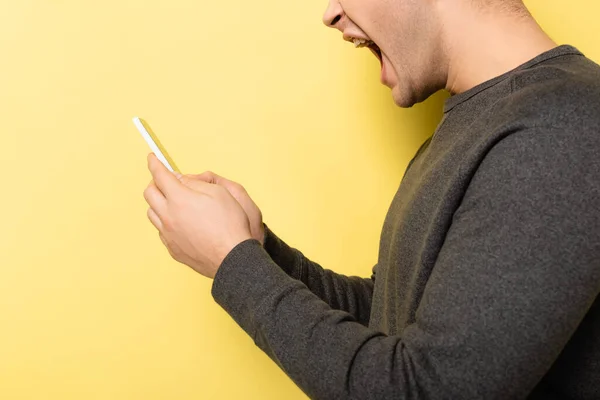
[352, 38, 372, 48]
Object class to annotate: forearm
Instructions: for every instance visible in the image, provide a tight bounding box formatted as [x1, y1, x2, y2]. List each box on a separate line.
[212, 240, 417, 400]
[262, 224, 374, 325]
[213, 238, 598, 400]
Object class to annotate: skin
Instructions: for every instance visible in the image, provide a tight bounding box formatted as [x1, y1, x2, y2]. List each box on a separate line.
[323, 0, 556, 106]
[144, 0, 558, 278]
[144, 154, 261, 279]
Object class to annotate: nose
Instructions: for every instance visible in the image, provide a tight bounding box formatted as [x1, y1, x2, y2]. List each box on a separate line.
[322, 0, 344, 28]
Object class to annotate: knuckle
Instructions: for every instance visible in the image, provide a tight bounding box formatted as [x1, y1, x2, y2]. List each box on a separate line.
[206, 171, 218, 183]
[161, 216, 173, 231]
[236, 183, 247, 193]
[192, 171, 212, 183]
[143, 181, 155, 197]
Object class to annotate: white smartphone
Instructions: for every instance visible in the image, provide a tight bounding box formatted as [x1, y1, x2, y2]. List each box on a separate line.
[132, 117, 180, 173]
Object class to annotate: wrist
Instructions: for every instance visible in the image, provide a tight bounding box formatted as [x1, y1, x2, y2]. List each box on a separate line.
[215, 234, 253, 275]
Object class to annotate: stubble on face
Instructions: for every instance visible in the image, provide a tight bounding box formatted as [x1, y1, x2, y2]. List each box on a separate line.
[339, 0, 448, 107]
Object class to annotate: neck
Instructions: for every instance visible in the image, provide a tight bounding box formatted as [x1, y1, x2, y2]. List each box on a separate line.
[442, 4, 557, 94]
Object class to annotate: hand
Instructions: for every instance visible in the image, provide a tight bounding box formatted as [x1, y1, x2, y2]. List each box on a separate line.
[143, 154, 252, 279]
[177, 171, 266, 246]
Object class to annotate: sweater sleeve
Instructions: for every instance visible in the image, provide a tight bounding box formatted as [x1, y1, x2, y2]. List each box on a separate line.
[211, 127, 600, 400]
[261, 224, 375, 326]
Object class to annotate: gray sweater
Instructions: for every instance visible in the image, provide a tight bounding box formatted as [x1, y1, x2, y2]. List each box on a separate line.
[211, 45, 600, 399]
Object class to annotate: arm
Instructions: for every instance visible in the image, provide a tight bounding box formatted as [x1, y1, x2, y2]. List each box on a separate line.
[211, 127, 600, 399]
[262, 224, 375, 326]
[258, 136, 436, 324]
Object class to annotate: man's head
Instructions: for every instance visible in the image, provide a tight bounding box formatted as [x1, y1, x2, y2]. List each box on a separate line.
[322, 0, 533, 108]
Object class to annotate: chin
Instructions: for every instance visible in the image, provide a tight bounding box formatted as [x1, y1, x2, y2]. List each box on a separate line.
[391, 82, 439, 108]
[391, 85, 418, 108]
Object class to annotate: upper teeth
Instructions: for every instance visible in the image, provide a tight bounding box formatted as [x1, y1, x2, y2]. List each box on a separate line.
[352, 38, 372, 48]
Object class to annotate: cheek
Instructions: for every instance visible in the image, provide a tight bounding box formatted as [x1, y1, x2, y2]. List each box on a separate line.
[374, 0, 422, 50]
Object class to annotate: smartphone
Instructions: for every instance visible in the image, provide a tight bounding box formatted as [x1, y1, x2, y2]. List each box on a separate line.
[133, 117, 180, 173]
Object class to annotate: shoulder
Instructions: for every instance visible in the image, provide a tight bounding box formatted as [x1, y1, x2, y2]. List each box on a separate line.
[462, 124, 600, 239]
[505, 53, 600, 132]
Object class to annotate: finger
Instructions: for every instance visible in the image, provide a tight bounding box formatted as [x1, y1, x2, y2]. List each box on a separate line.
[188, 171, 242, 195]
[159, 232, 169, 248]
[147, 207, 163, 232]
[143, 180, 168, 218]
[177, 174, 217, 194]
[188, 171, 222, 184]
[147, 153, 181, 199]
[158, 233, 176, 258]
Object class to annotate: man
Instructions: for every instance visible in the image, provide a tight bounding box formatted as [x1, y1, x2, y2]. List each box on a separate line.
[143, 0, 600, 398]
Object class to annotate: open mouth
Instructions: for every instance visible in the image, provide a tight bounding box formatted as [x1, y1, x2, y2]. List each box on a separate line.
[350, 38, 382, 64]
[344, 34, 390, 86]
[368, 44, 382, 64]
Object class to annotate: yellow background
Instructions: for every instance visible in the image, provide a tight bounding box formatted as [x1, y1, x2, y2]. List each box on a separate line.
[0, 1, 598, 398]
